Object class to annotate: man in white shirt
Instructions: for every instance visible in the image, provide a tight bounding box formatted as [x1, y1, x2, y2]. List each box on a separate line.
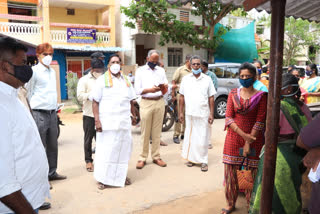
[0, 37, 50, 214]
[91, 54, 137, 189]
[26, 43, 66, 181]
[135, 50, 168, 169]
[77, 57, 105, 172]
[179, 55, 216, 172]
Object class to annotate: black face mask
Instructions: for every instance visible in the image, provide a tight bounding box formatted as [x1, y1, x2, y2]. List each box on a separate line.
[7, 63, 33, 83]
[148, 62, 157, 70]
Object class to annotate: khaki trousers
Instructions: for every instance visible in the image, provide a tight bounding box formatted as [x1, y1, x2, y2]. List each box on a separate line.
[173, 94, 185, 137]
[139, 98, 165, 161]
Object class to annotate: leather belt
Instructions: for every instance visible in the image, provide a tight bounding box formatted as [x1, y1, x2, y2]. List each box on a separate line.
[142, 96, 163, 101]
[33, 109, 56, 114]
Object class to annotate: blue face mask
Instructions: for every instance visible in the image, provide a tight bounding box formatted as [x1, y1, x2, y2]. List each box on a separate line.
[239, 77, 254, 88]
[305, 69, 313, 76]
[257, 68, 262, 75]
[192, 68, 202, 75]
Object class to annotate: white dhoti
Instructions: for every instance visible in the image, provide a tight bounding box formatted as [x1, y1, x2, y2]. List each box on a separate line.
[94, 129, 132, 187]
[181, 115, 210, 164]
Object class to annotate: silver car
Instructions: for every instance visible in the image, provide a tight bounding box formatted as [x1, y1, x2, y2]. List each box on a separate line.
[208, 63, 241, 118]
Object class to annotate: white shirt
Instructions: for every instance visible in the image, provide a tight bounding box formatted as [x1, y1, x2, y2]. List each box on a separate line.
[0, 82, 50, 213]
[26, 63, 57, 110]
[77, 72, 101, 117]
[90, 74, 136, 131]
[134, 65, 168, 98]
[179, 73, 217, 117]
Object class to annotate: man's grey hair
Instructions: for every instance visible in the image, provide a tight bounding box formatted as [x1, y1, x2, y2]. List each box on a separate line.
[185, 54, 192, 61]
[189, 55, 202, 64]
[147, 49, 160, 58]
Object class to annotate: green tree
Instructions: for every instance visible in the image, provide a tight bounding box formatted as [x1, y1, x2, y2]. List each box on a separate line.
[256, 15, 320, 66]
[121, 0, 237, 62]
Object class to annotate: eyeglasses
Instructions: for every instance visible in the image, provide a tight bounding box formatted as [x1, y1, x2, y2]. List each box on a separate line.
[192, 63, 201, 66]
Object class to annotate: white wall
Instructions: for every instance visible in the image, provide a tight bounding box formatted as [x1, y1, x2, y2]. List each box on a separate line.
[153, 35, 206, 81]
[116, 0, 136, 65]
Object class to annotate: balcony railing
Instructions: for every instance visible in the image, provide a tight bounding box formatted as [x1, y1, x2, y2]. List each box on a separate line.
[0, 22, 42, 45]
[51, 30, 110, 44]
[0, 22, 41, 35]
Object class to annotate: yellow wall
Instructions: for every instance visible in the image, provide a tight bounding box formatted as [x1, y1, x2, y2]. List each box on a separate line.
[50, 7, 99, 25]
[62, 0, 114, 6]
[9, 0, 37, 3]
[0, 0, 8, 22]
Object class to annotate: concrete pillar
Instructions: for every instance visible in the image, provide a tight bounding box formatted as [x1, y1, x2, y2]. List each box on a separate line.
[108, 5, 116, 47]
[0, 0, 8, 22]
[41, 0, 51, 43]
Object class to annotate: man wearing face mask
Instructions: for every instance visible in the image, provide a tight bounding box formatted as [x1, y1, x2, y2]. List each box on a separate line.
[0, 37, 50, 214]
[26, 43, 67, 181]
[90, 54, 137, 189]
[179, 55, 216, 172]
[135, 50, 168, 169]
[77, 57, 105, 172]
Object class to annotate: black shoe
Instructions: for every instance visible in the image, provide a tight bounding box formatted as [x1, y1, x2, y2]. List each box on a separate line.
[49, 173, 67, 181]
[173, 137, 180, 144]
[39, 202, 51, 210]
[180, 135, 184, 140]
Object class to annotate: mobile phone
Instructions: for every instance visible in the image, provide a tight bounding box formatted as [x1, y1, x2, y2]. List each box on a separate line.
[239, 148, 256, 157]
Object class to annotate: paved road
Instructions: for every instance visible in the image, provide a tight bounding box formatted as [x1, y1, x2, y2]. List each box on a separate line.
[41, 113, 240, 214]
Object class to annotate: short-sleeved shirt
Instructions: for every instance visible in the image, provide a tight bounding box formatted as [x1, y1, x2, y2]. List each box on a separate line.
[172, 65, 191, 87]
[179, 73, 217, 117]
[91, 74, 136, 131]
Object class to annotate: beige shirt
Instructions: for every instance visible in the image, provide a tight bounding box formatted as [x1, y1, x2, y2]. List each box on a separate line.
[18, 86, 31, 111]
[172, 65, 191, 90]
[77, 72, 101, 117]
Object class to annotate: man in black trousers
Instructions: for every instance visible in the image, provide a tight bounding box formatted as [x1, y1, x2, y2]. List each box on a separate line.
[77, 57, 105, 171]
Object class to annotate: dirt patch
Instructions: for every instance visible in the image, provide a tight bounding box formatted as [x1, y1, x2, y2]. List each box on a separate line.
[134, 189, 247, 214]
[59, 111, 82, 123]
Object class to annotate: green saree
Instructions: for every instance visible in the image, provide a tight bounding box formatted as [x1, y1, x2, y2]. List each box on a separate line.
[249, 98, 308, 214]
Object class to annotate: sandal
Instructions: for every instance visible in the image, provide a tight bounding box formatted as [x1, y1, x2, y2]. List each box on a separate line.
[97, 182, 107, 190]
[125, 177, 132, 186]
[86, 162, 94, 172]
[201, 163, 208, 172]
[221, 206, 235, 214]
[186, 162, 195, 167]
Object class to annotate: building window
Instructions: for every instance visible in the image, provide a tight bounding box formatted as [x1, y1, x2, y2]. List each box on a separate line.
[180, 10, 189, 23]
[168, 48, 183, 67]
[67, 8, 75, 16]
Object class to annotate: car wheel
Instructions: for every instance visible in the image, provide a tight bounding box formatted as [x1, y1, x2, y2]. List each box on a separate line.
[214, 97, 227, 119]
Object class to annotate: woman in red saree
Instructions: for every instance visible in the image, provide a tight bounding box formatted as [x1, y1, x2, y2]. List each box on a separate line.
[222, 62, 267, 214]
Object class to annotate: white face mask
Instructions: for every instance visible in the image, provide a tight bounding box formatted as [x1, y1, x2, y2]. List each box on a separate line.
[110, 64, 120, 74]
[42, 55, 52, 66]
